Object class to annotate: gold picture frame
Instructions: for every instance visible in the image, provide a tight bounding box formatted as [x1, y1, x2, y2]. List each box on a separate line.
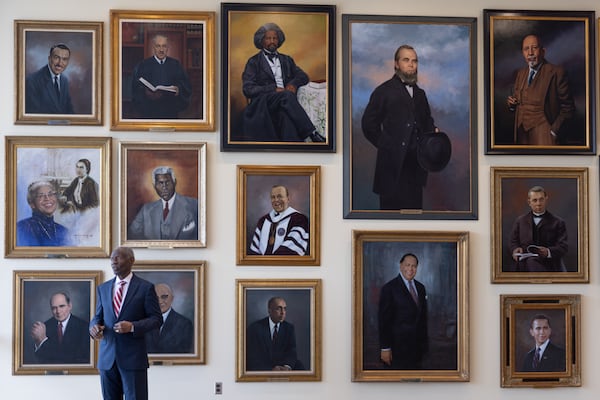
[13, 270, 103, 375]
[110, 10, 215, 131]
[491, 167, 589, 283]
[5, 136, 111, 258]
[120, 141, 206, 248]
[237, 165, 320, 266]
[133, 261, 206, 365]
[236, 279, 322, 382]
[15, 20, 103, 125]
[352, 230, 469, 382]
[500, 294, 581, 388]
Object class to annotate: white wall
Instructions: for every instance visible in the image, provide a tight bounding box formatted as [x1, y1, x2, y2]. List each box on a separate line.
[1, 0, 598, 398]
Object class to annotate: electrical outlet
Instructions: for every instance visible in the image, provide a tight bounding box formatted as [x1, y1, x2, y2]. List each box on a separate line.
[215, 382, 222, 395]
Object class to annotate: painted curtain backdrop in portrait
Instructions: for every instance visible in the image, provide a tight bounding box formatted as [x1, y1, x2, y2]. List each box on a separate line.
[501, 178, 578, 272]
[347, 19, 475, 215]
[245, 174, 310, 255]
[225, 8, 331, 148]
[22, 280, 92, 365]
[25, 30, 93, 115]
[490, 17, 590, 148]
[16, 148, 101, 246]
[362, 241, 457, 370]
[245, 288, 312, 371]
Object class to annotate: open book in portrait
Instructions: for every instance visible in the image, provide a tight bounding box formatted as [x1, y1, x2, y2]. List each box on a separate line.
[138, 77, 177, 93]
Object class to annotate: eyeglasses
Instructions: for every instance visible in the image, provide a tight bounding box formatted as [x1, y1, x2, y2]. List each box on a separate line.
[159, 294, 170, 300]
[35, 191, 57, 200]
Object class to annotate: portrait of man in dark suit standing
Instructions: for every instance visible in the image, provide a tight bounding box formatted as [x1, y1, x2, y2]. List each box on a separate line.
[89, 246, 162, 400]
[30, 292, 90, 364]
[518, 314, 566, 372]
[378, 253, 428, 369]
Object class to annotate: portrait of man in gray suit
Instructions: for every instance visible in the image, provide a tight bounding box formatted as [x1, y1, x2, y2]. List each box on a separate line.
[128, 166, 198, 241]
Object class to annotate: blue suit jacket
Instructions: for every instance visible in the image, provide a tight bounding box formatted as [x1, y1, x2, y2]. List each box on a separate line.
[90, 274, 162, 370]
[128, 194, 199, 240]
[25, 65, 74, 114]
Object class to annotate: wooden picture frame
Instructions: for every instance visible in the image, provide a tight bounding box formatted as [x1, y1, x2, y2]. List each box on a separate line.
[5, 136, 111, 258]
[491, 167, 589, 283]
[15, 20, 103, 125]
[133, 261, 206, 365]
[236, 279, 321, 381]
[120, 141, 206, 248]
[221, 3, 335, 152]
[13, 270, 103, 375]
[500, 294, 581, 387]
[352, 230, 469, 382]
[237, 165, 320, 266]
[342, 14, 478, 219]
[110, 10, 215, 131]
[484, 9, 596, 154]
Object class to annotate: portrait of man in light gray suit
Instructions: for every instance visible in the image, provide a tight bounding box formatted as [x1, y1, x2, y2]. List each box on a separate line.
[128, 166, 198, 240]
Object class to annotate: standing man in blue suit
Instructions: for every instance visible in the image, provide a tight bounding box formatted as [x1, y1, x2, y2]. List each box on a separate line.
[25, 43, 75, 114]
[90, 247, 162, 400]
[128, 166, 198, 241]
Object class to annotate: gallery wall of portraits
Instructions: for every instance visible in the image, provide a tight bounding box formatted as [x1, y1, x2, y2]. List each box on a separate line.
[1, 0, 600, 399]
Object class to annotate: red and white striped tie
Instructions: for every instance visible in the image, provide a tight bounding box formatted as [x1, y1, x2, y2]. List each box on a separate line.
[113, 280, 126, 317]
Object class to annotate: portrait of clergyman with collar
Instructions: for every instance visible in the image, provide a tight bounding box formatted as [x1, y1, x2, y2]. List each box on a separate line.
[500, 178, 578, 273]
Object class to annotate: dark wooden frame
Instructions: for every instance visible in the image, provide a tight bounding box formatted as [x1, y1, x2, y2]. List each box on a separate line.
[342, 14, 477, 219]
[221, 3, 336, 152]
[484, 9, 596, 154]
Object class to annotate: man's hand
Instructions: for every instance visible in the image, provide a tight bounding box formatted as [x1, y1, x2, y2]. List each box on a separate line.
[512, 247, 524, 261]
[272, 365, 292, 371]
[284, 84, 297, 94]
[113, 321, 134, 334]
[531, 246, 549, 258]
[507, 95, 519, 110]
[381, 349, 392, 366]
[89, 324, 105, 340]
[31, 321, 47, 345]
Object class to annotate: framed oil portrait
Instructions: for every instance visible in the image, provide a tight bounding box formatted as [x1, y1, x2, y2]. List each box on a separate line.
[342, 15, 477, 220]
[237, 165, 320, 266]
[236, 279, 321, 382]
[491, 167, 589, 283]
[484, 9, 596, 154]
[133, 261, 205, 365]
[5, 136, 111, 258]
[15, 20, 103, 125]
[500, 294, 581, 388]
[352, 230, 469, 382]
[120, 142, 206, 248]
[110, 10, 215, 131]
[221, 3, 335, 152]
[13, 270, 102, 375]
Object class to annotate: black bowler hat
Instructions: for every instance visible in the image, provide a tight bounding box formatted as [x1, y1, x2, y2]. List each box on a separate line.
[417, 131, 452, 172]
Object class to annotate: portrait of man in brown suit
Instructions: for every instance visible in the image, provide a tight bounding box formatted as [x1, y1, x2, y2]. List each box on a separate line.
[506, 34, 575, 145]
